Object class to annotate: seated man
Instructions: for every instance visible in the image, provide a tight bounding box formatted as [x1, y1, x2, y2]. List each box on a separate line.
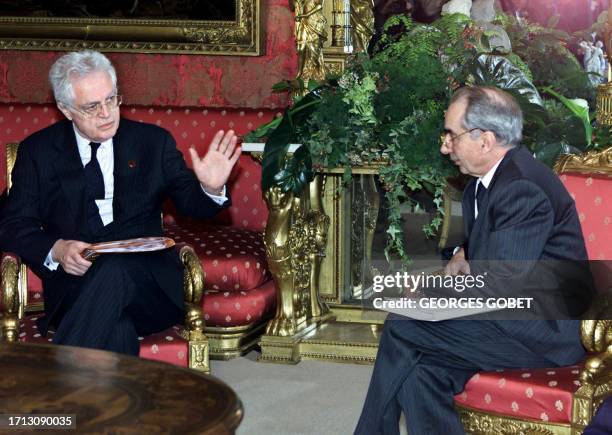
[0, 50, 241, 355]
[355, 86, 590, 434]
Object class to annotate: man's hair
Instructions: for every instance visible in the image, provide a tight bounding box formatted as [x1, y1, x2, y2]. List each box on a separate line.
[450, 86, 523, 147]
[49, 50, 117, 107]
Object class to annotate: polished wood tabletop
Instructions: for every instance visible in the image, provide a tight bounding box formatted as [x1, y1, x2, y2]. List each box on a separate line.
[0, 342, 243, 434]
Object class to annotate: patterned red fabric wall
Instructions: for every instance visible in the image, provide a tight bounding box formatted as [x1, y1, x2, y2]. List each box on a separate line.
[0, 103, 278, 231]
[0, 0, 297, 109]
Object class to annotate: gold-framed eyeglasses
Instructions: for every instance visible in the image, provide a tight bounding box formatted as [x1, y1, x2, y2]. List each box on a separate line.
[71, 94, 122, 118]
[440, 128, 482, 145]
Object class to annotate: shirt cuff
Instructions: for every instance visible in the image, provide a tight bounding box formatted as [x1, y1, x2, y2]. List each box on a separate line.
[44, 249, 59, 271]
[201, 185, 228, 205]
[452, 246, 462, 256]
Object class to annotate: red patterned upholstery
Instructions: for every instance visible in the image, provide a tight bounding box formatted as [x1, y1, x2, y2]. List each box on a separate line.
[457, 366, 581, 424]
[18, 314, 189, 367]
[204, 280, 277, 327]
[560, 174, 612, 261]
[137, 325, 190, 367]
[27, 269, 43, 305]
[455, 169, 611, 425]
[164, 223, 269, 292]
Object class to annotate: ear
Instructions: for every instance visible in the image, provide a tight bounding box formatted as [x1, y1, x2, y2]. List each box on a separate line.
[480, 131, 496, 153]
[57, 103, 73, 121]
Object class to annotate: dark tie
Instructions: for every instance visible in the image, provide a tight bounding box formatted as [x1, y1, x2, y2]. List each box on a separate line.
[475, 181, 487, 218]
[85, 142, 105, 235]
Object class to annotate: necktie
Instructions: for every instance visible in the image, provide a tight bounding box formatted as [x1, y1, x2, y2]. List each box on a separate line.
[475, 181, 487, 218]
[84, 142, 105, 234]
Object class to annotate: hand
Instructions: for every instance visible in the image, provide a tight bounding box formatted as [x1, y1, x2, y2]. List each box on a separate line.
[51, 239, 93, 276]
[444, 247, 470, 276]
[189, 130, 241, 195]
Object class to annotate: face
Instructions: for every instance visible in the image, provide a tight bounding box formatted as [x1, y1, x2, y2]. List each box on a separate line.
[440, 100, 485, 177]
[58, 70, 120, 143]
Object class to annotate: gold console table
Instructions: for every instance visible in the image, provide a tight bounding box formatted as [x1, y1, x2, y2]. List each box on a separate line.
[242, 143, 387, 365]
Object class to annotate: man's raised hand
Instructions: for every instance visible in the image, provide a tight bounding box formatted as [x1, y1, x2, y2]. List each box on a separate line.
[189, 130, 241, 195]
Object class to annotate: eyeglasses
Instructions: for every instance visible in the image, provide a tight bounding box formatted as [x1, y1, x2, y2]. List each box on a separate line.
[70, 94, 122, 118]
[440, 128, 482, 145]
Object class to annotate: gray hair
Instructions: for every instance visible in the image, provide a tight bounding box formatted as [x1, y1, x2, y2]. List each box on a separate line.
[49, 50, 117, 107]
[450, 86, 523, 147]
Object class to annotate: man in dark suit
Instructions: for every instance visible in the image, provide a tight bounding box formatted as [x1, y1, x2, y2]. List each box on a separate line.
[0, 50, 241, 355]
[355, 86, 591, 434]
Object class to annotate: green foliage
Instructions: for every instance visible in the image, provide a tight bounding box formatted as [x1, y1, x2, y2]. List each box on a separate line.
[592, 124, 612, 150]
[253, 13, 602, 265]
[504, 15, 594, 104]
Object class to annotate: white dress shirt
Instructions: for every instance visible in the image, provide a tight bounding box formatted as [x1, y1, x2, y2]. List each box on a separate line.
[474, 156, 503, 218]
[44, 126, 227, 270]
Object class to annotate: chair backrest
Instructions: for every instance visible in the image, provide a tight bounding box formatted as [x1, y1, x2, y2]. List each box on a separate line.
[554, 147, 612, 294]
[5, 142, 44, 307]
[6, 142, 18, 193]
[554, 147, 612, 260]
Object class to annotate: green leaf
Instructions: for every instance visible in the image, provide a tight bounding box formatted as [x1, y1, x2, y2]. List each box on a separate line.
[243, 116, 282, 142]
[470, 54, 544, 107]
[262, 108, 297, 192]
[261, 89, 326, 192]
[272, 145, 314, 194]
[543, 87, 592, 146]
[534, 141, 583, 167]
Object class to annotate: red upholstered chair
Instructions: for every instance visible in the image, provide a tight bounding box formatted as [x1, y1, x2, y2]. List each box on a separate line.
[455, 148, 612, 434]
[0, 104, 277, 361]
[1, 143, 210, 371]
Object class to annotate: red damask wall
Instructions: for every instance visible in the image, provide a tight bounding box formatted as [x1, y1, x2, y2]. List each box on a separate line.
[0, 0, 297, 109]
[0, 0, 297, 191]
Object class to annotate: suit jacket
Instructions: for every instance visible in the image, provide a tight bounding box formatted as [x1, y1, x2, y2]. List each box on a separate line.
[0, 118, 229, 331]
[460, 146, 591, 366]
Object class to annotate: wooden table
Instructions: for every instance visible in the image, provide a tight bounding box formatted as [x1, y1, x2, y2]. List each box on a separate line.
[0, 342, 242, 434]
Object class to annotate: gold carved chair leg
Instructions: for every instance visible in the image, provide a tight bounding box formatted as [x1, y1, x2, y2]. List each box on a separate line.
[179, 245, 210, 373]
[1, 253, 23, 342]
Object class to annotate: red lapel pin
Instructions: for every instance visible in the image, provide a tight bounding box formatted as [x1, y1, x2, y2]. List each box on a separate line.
[128, 160, 136, 168]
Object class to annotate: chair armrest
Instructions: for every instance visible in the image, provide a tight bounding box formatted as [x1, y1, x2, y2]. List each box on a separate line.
[580, 348, 612, 386]
[175, 243, 205, 333]
[1, 252, 23, 316]
[1, 252, 25, 341]
[581, 295, 612, 353]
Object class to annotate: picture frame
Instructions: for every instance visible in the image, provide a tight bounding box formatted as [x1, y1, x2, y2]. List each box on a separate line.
[0, 0, 262, 56]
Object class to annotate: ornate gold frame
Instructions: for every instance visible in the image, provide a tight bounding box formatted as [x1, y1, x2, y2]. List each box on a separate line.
[0, 0, 262, 55]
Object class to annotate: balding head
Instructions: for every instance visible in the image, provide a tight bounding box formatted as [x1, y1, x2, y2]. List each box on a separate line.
[450, 86, 523, 148]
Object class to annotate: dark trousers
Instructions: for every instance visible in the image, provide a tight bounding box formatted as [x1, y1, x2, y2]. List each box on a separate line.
[355, 315, 585, 435]
[48, 253, 183, 355]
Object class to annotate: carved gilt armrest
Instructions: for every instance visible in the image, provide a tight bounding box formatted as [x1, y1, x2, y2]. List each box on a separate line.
[574, 314, 612, 425]
[177, 244, 210, 373]
[1, 252, 25, 342]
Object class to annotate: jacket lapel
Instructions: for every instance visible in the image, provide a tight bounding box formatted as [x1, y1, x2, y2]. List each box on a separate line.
[463, 178, 476, 238]
[112, 120, 139, 224]
[465, 147, 519, 258]
[52, 121, 86, 227]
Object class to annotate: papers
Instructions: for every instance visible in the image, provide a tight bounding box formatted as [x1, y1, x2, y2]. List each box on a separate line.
[241, 143, 301, 153]
[377, 300, 503, 322]
[80, 237, 175, 260]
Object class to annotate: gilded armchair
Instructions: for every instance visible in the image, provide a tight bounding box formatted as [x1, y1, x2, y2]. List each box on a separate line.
[0, 142, 210, 373]
[455, 147, 612, 434]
